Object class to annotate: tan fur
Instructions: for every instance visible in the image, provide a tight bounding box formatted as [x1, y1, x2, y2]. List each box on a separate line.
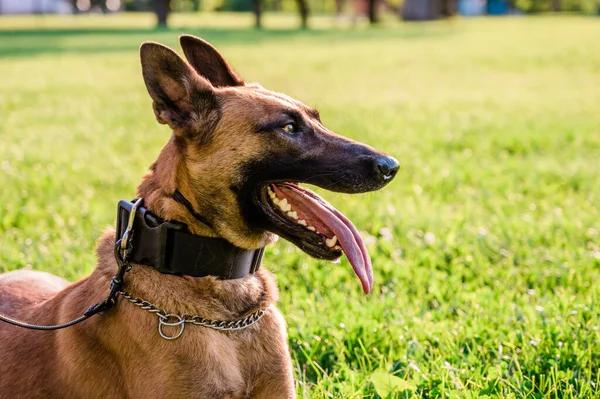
[0, 37, 306, 398]
[0, 232, 293, 398]
[0, 35, 397, 398]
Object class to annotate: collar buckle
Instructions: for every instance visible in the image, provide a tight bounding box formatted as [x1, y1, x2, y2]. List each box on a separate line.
[117, 199, 187, 275]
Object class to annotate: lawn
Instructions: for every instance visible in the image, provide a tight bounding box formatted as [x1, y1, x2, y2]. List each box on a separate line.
[1, 12, 599, 398]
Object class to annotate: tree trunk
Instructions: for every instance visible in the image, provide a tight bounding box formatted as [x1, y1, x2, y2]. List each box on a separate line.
[368, 0, 378, 23]
[252, 0, 262, 28]
[155, 0, 171, 27]
[296, 0, 309, 29]
[440, 0, 458, 16]
[551, 0, 560, 11]
[192, 0, 201, 11]
[335, 0, 344, 14]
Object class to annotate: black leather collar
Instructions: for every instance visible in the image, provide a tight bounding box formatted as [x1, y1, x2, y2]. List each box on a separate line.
[116, 199, 264, 279]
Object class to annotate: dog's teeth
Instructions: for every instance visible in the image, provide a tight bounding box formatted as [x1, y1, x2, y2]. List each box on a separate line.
[287, 211, 298, 219]
[279, 198, 291, 212]
[268, 191, 276, 199]
[307, 226, 316, 231]
[298, 219, 307, 226]
[325, 236, 338, 248]
[333, 245, 342, 251]
[272, 197, 280, 205]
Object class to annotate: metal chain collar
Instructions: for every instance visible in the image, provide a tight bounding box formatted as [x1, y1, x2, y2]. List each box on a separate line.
[118, 291, 266, 340]
[116, 199, 266, 340]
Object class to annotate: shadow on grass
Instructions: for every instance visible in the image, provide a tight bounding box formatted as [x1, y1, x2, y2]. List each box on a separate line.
[0, 25, 454, 57]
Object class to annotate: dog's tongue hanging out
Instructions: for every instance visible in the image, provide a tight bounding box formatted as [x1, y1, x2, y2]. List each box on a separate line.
[270, 183, 373, 294]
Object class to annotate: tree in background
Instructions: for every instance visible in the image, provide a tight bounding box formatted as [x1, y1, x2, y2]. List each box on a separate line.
[296, 0, 309, 28]
[367, 0, 377, 22]
[155, 0, 171, 26]
[252, 0, 308, 28]
[501, 0, 597, 13]
[73, 0, 600, 29]
[252, 0, 262, 27]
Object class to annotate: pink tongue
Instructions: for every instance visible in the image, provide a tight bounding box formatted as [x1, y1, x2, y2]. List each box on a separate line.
[274, 184, 373, 294]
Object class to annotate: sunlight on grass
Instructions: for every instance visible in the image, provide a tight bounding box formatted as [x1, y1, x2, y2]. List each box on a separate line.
[1, 13, 599, 398]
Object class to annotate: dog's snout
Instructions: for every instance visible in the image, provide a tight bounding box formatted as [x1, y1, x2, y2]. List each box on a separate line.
[374, 156, 400, 182]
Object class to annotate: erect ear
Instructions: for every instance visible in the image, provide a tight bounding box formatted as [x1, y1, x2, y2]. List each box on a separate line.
[140, 41, 220, 135]
[179, 35, 245, 88]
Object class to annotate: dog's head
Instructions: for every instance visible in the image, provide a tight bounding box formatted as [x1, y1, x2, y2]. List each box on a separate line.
[139, 36, 399, 293]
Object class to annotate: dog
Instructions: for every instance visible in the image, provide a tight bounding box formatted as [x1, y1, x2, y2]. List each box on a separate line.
[0, 35, 398, 398]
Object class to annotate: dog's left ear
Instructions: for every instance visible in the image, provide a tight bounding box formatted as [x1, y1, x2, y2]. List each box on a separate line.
[179, 35, 245, 88]
[140, 42, 221, 141]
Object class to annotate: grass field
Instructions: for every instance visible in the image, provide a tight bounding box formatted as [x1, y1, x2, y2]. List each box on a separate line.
[1, 13, 600, 398]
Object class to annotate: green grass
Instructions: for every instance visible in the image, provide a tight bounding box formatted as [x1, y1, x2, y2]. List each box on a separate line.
[1, 13, 600, 398]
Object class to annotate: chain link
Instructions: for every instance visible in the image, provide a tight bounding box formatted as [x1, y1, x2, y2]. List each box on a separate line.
[118, 291, 166, 317]
[118, 291, 266, 338]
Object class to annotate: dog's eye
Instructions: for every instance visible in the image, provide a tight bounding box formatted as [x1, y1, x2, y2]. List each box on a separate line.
[282, 123, 296, 134]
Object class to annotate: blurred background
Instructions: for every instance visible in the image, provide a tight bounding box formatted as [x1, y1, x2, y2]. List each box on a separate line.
[1, 0, 599, 397]
[1, 0, 599, 28]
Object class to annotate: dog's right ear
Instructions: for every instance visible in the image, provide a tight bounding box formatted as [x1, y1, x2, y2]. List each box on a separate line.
[179, 35, 245, 88]
[140, 42, 219, 136]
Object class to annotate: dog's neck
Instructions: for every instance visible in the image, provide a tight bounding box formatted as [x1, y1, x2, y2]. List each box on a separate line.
[93, 230, 277, 320]
[136, 136, 215, 237]
[106, 137, 277, 317]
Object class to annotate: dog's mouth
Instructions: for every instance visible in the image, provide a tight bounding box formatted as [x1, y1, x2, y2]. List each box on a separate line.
[254, 182, 373, 294]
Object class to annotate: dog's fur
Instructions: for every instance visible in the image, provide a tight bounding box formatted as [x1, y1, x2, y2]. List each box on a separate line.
[0, 36, 396, 398]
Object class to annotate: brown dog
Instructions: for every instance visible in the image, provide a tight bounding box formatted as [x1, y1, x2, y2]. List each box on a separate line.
[0, 36, 398, 398]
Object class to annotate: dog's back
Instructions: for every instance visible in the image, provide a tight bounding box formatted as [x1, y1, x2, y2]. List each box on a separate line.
[0, 271, 72, 397]
[0, 270, 68, 315]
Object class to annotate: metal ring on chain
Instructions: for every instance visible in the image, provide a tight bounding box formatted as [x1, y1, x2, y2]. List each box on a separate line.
[158, 314, 185, 340]
[118, 291, 266, 340]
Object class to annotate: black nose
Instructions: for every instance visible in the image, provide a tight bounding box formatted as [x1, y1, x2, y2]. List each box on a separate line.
[375, 156, 400, 181]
